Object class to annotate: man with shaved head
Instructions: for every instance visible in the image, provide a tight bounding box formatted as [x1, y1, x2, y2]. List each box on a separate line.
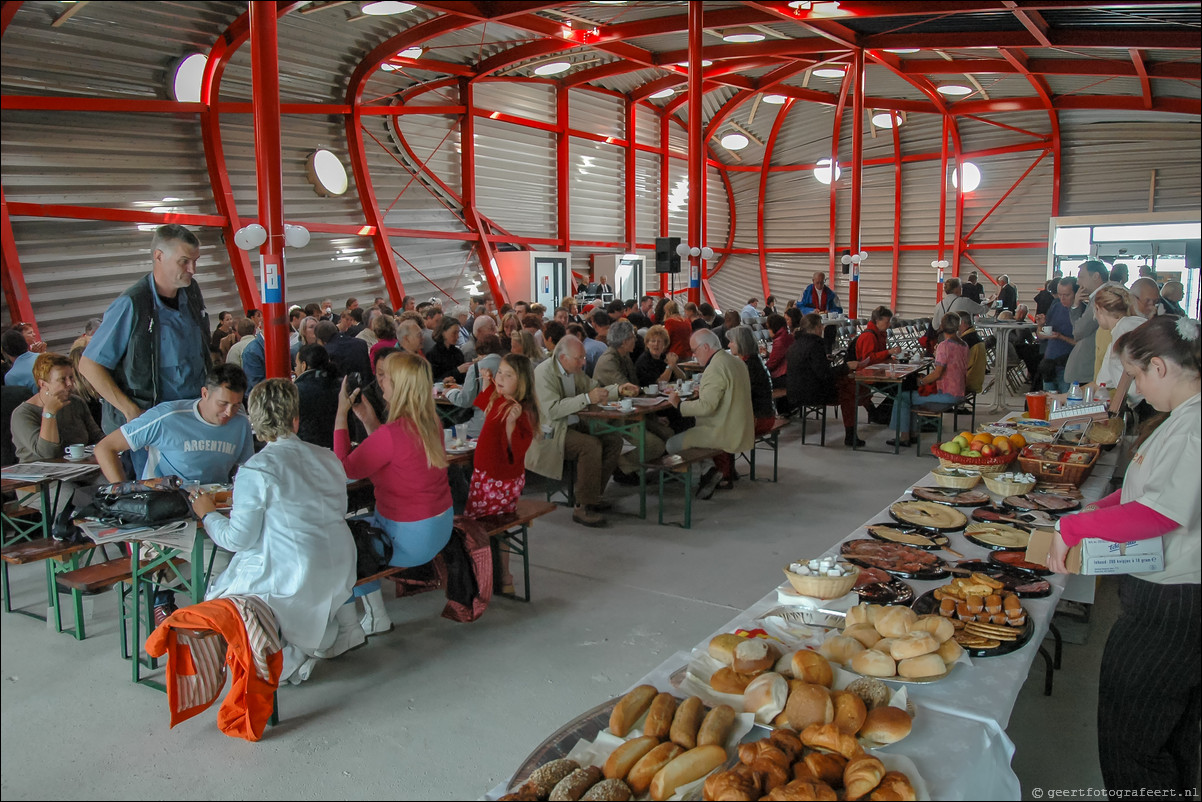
[798, 271, 843, 316]
[1129, 277, 1162, 319]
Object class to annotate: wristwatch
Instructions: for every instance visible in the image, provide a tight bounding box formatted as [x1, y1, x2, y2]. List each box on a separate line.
[42, 410, 55, 420]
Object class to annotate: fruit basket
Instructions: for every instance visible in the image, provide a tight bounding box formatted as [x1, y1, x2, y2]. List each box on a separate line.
[930, 445, 1017, 475]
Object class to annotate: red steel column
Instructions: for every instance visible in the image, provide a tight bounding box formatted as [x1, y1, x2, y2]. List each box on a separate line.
[624, 97, 637, 254]
[659, 111, 670, 297]
[686, 0, 703, 304]
[0, 186, 39, 336]
[249, 2, 288, 379]
[890, 116, 902, 309]
[848, 48, 865, 319]
[557, 86, 571, 253]
[936, 116, 950, 303]
[460, 79, 506, 304]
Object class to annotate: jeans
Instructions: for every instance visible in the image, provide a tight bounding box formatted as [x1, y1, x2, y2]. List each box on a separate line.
[889, 390, 960, 437]
[1043, 366, 1068, 394]
[352, 506, 454, 596]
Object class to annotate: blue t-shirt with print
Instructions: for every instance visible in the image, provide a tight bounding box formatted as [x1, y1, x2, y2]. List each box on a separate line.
[120, 399, 254, 484]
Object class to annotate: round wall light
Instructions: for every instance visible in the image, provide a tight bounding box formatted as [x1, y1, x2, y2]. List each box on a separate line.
[762, 94, 788, 104]
[951, 162, 981, 192]
[398, 46, 424, 59]
[534, 61, 572, 76]
[872, 111, 902, 128]
[720, 133, 750, 150]
[883, 48, 919, 54]
[169, 53, 208, 103]
[307, 149, 349, 197]
[361, 2, 415, 14]
[936, 83, 973, 97]
[813, 158, 842, 184]
[813, 67, 846, 79]
[649, 88, 676, 99]
[723, 31, 765, 43]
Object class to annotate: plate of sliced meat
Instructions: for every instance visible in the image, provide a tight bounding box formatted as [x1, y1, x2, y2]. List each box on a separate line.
[866, 523, 949, 550]
[840, 538, 949, 579]
[964, 522, 1031, 551]
[971, 505, 1058, 530]
[952, 560, 1052, 597]
[988, 549, 1053, 577]
[910, 486, 991, 507]
[853, 565, 915, 605]
[1002, 492, 1080, 513]
[889, 501, 969, 532]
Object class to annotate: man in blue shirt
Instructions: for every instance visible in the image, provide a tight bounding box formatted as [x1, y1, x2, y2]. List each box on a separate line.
[797, 272, 844, 316]
[240, 331, 267, 388]
[79, 225, 211, 434]
[1, 329, 38, 394]
[1035, 277, 1077, 393]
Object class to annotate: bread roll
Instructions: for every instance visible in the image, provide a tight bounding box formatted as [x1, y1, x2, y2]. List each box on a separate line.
[889, 631, 940, 661]
[800, 722, 864, 760]
[850, 649, 897, 678]
[844, 677, 891, 711]
[669, 695, 706, 749]
[609, 685, 657, 737]
[772, 710, 790, 729]
[696, 704, 736, 747]
[603, 735, 658, 781]
[858, 705, 913, 745]
[549, 766, 604, 802]
[580, 779, 632, 802]
[831, 690, 867, 735]
[733, 638, 778, 675]
[774, 650, 795, 677]
[649, 745, 728, 801]
[818, 635, 865, 666]
[844, 603, 872, 628]
[743, 672, 789, 723]
[843, 623, 883, 649]
[626, 741, 684, 795]
[937, 638, 964, 665]
[784, 682, 833, 731]
[843, 754, 886, 800]
[874, 606, 917, 638]
[897, 652, 947, 679]
[910, 615, 955, 644]
[709, 667, 755, 695]
[643, 692, 678, 740]
[871, 637, 897, 655]
[708, 633, 743, 666]
[791, 650, 834, 687]
[527, 759, 583, 798]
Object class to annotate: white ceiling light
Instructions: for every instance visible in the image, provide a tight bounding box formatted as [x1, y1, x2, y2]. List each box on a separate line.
[361, 1, 415, 14]
[762, 94, 787, 104]
[872, 111, 902, 128]
[884, 48, 920, 54]
[649, 88, 676, 99]
[398, 46, 424, 59]
[534, 61, 572, 76]
[813, 158, 841, 184]
[722, 30, 765, 43]
[951, 162, 981, 193]
[936, 83, 973, 97]
[676, 60, 713, 68]
[307, 149, 349, 197]
[720, 133, 750, 151]
[813, 67, 846, 79]
[169, 53, 208, 103]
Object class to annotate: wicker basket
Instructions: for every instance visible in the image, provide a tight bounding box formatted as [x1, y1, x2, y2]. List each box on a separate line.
[783, 564, 860, 600]
[932, 468, 982, 489]
[930, 445, 1017, 476]
[983, 475, 1037, 496]
[1016, 444, 1099, 487]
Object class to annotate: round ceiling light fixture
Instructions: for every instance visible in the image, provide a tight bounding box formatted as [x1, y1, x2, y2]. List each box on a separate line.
[534, 61, 572, 76]
[676, 60, 714, 68]
[169, 53, 208, 103]
[361, 1, 415, 14]
[762, 94, 788, 104]
[936, 83, 973, 97]
[720, 133, 750, 151]
[307, 149, 349, 197]
[649, 88, 676, 99]
[813, 158, 842, 184]
[883, 48, 920, 54]
[398, 46, 424, 59]
[872, 111, 902, 128]
[813, 67, 847, 79]
[722, 30, 765, 43]
[951, 162, 981, 193]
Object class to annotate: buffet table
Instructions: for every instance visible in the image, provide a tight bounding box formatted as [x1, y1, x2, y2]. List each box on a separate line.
[486, 435, 1119, 801]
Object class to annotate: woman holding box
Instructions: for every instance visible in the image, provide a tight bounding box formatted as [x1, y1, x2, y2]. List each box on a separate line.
[1047, 314, 1200, 798]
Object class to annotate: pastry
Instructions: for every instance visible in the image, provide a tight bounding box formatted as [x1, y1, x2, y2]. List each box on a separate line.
[844, 677, 891, 710]
[710, 667, 757, 695]
[801, 722, 863, 760]
[909, 615, 955, 643]
[897, 653, 947, 679]
[869, 771, 917, 801]
[801, 751, 847, 786]
[549, 767, 604, 802]
[874, 606, 917, 638]
[889, 631, 939, 661]
[743, 672, 789, 723]
[768, 728, 804, 761]
[937, 638, 964, 664]
[708, 633, 744, 666]
[843, 623, 883, 649]
[843, 754, 886, 800]
[850, 649, 896, 678]
[527, 759, 582, 798]
[702, 768, 760, 802]
[818, 635, 865, 666]
[733, 638, 779, 675]
[762, 779, 837, 801]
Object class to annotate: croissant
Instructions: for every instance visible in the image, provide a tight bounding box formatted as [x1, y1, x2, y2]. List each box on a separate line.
[738, 740, 787, 767]
[867, 771, 917, 801]
[760, 779, 837, 801]
[843, 754, 886, 800]
[800, 722, 864, 760]
[702, 768, 759, 802]
[768, 728, 805, 762]
[802, 751, 847, 787]
[750, 755, 791, 794]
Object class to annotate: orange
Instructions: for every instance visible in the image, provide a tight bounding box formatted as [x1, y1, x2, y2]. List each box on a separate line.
[1009, 432, 1027, 449]
[958, 431, 974, 442]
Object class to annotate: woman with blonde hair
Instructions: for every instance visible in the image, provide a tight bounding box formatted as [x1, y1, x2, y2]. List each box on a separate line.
[509, 329, 544, 363]
[1092, 284, 1150, 415]
[335, 351, 452, 635]
[661, 300, 693, 360]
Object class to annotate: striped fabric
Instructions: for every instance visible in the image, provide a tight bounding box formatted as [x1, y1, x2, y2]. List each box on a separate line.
[229, 595, 281, 682]
[1097, 576, 1201, 795]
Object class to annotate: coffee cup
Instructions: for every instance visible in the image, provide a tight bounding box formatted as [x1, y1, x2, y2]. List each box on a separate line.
[1041, 326, 1054, 335]
[619, 398, 634, 413]
[66, 443, 86, 460]
[643, 384, 658, 395]
[681, 381, 695, 394]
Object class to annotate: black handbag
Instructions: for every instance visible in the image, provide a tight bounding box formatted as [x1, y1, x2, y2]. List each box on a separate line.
[80, 482, 192, 526]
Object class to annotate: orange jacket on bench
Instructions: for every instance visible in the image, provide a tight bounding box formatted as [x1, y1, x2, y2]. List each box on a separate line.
[145, 596, 282, 742]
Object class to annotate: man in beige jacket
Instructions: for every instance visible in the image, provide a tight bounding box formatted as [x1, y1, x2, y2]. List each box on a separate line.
[526, 336, 639, 527]
[665, 329, 754, 500]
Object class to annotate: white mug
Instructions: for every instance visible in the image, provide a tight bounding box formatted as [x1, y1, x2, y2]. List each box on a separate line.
[1041, 326, 1054, 335]
[681, 381, 695, 394]
[643, 384, 658, 395]
[619, 398, 634, 412]
[66, 443, 86, 460]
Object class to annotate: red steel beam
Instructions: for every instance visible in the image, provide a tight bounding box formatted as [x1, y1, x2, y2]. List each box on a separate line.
[936, 115, 950, 302]
[1003, 1, 1053, 48]
[1, 1, 22, 37]
[864, 29, 1199, 50]
[5, 203, 225, 227]
[950, 117, 967, 280]
[963, 149, 1050, 243]
[659, 111, 670, 297]
[890, 115, 902, 309]
[624, 97, 636, 253]
[899, 57, 1200, 81]
[459, 79, 506, 305]
[757, 98, 794, 301]
[0, 186, 38, 336]
[827, 67, 854, 288]
[686, 0, 704, 305]
[556, 86, 571, 252]
[999, 48, 1063, 218]
[1130, 48, 1154, 110]
[848, 48, 865, 319]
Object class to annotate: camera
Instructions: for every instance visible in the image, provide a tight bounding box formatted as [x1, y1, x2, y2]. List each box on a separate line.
[344, 371, 364, 396]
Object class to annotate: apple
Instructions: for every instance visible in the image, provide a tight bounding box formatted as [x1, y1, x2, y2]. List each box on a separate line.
[994, 439, 1011, 455]
[965, 450, 982, 458]
[940, 441, 962, 455]
[953, 436, 969, 449]
[980, 444, 996, 457]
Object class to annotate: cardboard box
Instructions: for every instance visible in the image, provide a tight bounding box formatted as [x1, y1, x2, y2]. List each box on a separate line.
[1026, 528, 1165, 576]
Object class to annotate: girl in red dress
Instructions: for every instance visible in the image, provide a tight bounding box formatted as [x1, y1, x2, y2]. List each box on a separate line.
[466, 353, 540, 593]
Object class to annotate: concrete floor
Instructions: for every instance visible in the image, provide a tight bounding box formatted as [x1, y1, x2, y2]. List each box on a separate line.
[0, 417, 1114, 801]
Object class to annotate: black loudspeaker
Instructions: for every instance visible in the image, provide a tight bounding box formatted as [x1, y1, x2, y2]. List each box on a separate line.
[655, 236, 682, 274]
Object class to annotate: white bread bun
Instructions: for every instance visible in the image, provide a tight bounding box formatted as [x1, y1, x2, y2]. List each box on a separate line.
[897, 653, 948, 679]
[742, 672, 789, 724]
[850, 649, 897, 678]
[819, 635, 865, 666]
[889, 631, 940, 661]
[858, 705, 913, 745]
[774, 650, 795, 677]
[707, 633, 743, 666]
[843, 623, 882, 649]
[791, 650, 834, 687]
[831, 690, 867, 735]
[866, 604, 885, 625]
[874, 606, 918, 638]
[733, 638, 778, 675]
[937, 638, 964, 664]
[784, 682, 834, 731]
[910, 615, 955, 643]
[844, 603, 873, 628]
[871, 637, 898, 655]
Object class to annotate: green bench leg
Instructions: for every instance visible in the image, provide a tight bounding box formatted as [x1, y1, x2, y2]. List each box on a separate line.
[772, 433, 780, 482]
[683, 464, 694, 530]
[657, 471, 666, 526]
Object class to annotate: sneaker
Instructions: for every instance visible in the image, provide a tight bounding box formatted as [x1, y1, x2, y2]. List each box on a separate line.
[696, 467, 723, 500]
[572, 505, 606, 527]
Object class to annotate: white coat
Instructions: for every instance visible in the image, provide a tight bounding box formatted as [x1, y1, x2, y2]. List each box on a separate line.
[202, 436, 356, 653]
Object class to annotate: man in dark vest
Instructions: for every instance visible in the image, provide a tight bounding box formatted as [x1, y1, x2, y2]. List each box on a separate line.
[80, 224, 211, 434]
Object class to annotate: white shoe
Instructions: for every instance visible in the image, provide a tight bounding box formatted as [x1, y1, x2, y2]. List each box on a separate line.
[359, 589, 393, 635]
[313, 603, 366, 658]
